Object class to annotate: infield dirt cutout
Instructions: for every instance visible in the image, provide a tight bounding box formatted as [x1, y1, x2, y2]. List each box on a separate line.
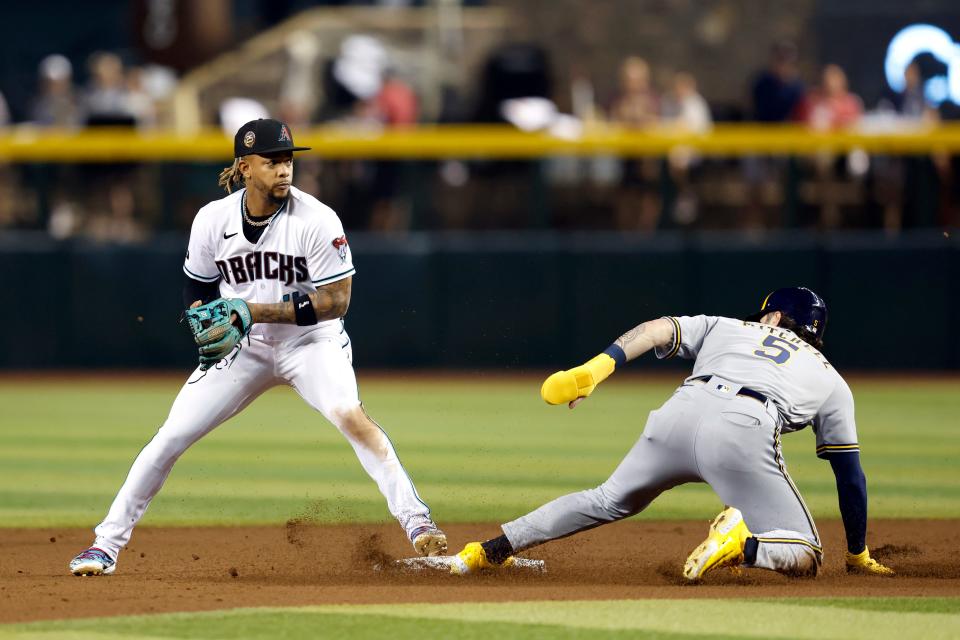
[4, 520, 959, 623]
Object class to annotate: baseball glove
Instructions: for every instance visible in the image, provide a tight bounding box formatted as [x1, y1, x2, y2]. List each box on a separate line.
[184, 298, 253, 369]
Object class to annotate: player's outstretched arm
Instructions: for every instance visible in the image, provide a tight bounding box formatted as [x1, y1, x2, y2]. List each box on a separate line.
[610, 318, 677, 361]
[828, 453, 894, 576]
[541, 318, 675, 407]
[247, 277, 352, 325]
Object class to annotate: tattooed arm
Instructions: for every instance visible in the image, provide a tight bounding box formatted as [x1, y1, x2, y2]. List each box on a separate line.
[613, 317, 676, 361]
[541, 317, 676, 408]
[247, 277, 352, 324]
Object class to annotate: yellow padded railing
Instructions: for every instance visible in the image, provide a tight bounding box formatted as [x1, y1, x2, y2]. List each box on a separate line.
[1, 124, 959, 161]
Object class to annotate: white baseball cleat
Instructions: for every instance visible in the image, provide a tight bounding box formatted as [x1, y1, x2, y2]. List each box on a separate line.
[69, 547, 117, 576]
[410, 525, 448, 557]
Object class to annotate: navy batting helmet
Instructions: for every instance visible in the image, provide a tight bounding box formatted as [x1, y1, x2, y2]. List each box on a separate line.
[745, 286, 828, 341]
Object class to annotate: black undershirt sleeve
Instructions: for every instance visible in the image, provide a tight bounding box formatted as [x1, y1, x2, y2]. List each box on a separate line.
[828, 452, 868, 554]
[183, 207, 268, 309]
[182, 274, 221, 309]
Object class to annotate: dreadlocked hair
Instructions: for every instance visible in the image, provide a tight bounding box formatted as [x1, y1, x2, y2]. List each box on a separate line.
[778, 314, 824, 351]
[218, 158, 245, 193]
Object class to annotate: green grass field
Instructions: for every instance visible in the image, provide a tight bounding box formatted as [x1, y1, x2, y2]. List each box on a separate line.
[1, 376, 957, 527]
[4, 599, 960, 639]
[2, 375, 958, 638]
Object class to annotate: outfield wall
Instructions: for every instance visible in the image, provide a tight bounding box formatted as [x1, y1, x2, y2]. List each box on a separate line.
[1, 230, 956, 370]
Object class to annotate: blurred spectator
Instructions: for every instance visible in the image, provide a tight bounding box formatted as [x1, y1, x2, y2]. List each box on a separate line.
[610, 56, 658, 126]
[0, 89, 24, 231]
[473, 42, 552, 124]
[369, 67, 419, 230]
[662, 72, 712, 226]
[279, 30, 322, 128]
[78, 52, 147, 244]
[331, 35, 389, 124]
[874, 61, 939, 233]
[610, 56, 660, 232]
[79, 52, 175, 129]
[796, 64, 864, 229]
[570, 64, 599, 125]
[30, 54, 78, 127]
[878, 61, 934, 121]
[318, 36, 420, 231]
[125, 66, 158, 129]
[219, 97, 270, 137]
[430, 42, 558, 230]
[472, 43, 582, 137]
[376, 69, 418, 128]
[751, 41, 804, 122]
[81, 52, 138, 127]
[662, 71, 711, 133]
[742, 42, 805, 231]
[21, 55, 80, 236]
[796, 64, 863, 131]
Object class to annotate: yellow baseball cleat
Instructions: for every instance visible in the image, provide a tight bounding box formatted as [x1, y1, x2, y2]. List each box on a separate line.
[846, 547, 895, 576]
[683, 507, 751, 581]
[450, 542, 515, 575]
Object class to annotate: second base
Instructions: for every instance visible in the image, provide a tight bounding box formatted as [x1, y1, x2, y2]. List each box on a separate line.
[394, 555, 546, 573]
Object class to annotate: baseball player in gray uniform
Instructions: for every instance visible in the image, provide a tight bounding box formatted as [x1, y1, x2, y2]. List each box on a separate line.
[451, 287, 893, 579]
[69, 118, 446, 576]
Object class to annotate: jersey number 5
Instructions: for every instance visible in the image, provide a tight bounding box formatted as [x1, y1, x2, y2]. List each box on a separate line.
[754, 335, 800, 364]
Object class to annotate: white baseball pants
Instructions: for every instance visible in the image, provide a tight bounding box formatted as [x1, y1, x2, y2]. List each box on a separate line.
[92, 330, 432, 559]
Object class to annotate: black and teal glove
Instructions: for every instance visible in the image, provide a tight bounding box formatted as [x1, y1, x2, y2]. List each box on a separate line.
[184, 298, 253, 369]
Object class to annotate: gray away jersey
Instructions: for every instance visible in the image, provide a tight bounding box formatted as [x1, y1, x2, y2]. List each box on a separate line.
[654, 316, 859, 458]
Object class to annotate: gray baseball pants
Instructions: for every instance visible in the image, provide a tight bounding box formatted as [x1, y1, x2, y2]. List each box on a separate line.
[502, 376, 821, 575]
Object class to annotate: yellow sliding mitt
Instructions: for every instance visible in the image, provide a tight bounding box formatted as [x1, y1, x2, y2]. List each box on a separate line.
[541, 353, 617, 405]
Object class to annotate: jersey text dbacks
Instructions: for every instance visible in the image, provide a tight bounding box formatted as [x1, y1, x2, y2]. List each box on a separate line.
[216, 251, 309, 286]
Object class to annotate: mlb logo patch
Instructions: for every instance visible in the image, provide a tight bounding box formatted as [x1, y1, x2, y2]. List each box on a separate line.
[332, 236, 349, 263]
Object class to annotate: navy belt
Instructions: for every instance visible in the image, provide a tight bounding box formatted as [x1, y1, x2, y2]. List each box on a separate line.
[691, 375, 768, 404]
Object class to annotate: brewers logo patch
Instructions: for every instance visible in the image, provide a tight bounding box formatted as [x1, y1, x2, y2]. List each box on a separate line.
[332, 236, 349, 263]
[243, 131, 256, 148]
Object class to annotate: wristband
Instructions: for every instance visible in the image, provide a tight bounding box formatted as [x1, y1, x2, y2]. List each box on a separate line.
[292, 291, 318, 326]
[602, 344, 627, 367]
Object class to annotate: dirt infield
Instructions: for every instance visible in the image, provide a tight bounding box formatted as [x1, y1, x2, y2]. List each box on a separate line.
[5, 519, 959, 624]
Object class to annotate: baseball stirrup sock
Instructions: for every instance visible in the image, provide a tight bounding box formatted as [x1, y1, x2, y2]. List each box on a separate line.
[481, 535, 516, 564]
[743, 537, 759, 564]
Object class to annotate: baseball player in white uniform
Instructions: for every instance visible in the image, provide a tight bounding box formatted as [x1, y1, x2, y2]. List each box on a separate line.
[450, 287, 893, 579]
[69, 119, 446, 576]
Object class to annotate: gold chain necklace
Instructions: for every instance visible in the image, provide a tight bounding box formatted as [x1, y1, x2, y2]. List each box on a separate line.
[242, 192, 284, 227]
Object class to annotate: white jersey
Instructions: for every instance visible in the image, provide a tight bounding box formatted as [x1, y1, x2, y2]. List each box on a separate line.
[182, 186, 355, 342]
[655, 315, 859, 458]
